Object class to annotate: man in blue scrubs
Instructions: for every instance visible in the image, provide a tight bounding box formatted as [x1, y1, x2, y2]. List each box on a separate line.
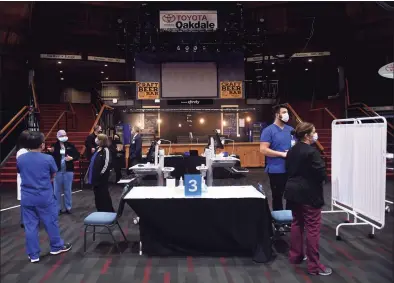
[18, 131, 72, 263]
[260, 104, 294, 211]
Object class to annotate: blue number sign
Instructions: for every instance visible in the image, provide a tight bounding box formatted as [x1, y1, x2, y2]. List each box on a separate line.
[184, 174, 202, 196]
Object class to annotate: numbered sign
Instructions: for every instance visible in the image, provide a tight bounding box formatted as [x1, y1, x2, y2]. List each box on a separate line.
[184, 174, 202, 196]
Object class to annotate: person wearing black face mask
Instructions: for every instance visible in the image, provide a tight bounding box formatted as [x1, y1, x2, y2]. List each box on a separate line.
[108, 134, 124, 183]
[85, 125, 102, 161]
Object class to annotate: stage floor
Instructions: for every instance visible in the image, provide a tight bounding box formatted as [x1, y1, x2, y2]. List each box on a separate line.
[1, 170, 393, 283]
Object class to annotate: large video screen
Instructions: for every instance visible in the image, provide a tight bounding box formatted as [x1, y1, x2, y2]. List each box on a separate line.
[161, 62, 217, 98]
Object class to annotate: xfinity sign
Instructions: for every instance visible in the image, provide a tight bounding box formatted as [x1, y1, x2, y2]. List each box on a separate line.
[160, 11, 218, 32]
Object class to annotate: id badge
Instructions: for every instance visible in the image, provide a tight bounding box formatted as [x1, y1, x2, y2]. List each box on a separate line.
[60, 149, 66, 155]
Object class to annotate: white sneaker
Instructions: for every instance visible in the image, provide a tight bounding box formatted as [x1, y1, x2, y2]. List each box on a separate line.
[28, 257, 40, 263]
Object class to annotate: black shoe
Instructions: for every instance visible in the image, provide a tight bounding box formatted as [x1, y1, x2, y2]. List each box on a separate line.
[59, 210, 63, 216]
[20, 223, 25, 229]
[309, 267, 332, 276]
[50, 243, 72, 255]
[65, 210, 71, 214]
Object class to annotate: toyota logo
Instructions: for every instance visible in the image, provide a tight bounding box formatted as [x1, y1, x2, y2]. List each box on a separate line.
[162, 14, 176, 23]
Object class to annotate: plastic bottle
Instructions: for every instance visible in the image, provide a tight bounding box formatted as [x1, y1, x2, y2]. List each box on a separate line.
[179, 177, 183, 187]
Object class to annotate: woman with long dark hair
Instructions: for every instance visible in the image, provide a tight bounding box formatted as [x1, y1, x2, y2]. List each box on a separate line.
[284, 122, 332, 276]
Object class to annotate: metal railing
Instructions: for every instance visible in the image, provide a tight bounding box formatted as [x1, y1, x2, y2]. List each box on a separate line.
[284, 103, 325, 153]
[309, 107, 337, 129]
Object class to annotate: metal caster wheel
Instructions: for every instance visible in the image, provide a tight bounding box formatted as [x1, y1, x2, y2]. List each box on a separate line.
[336, 235, 342, 241]
[368, 233, 375, 239]
[133, 217, 140, 225]
[385, 206, 390, 213]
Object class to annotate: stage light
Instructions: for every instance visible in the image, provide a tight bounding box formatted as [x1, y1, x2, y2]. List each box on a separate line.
[223, 121, 227, 126]
[272, 69, 276, 72]
[308, 59, 313, 62]
[157, 118, 162, 124]
[193, 46, 197, 52]
[57, 61, 62, 64]
[199, 118, 205, 124]
[246, 116, 251, 122]
[60, 77, 64, 80]
[202, 46, 207, 51]
[271, 62, 275, 65]
[305, 68, 309, 71]
[178, 123, 182, 127]
[177, 45, 181, 51]
[104, 64, 108, 67]
[101, 71, 104, 74]
[105, 77, 109, 80]
[59, 70, 63, 73]
[112, 98, 118, 104]
[185, 46, 189, 52]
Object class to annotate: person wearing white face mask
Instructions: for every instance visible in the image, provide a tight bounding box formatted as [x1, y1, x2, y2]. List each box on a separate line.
[48, 130, 80, 214]
[284, 122, 331, 276]
[260, 104, 294, 211]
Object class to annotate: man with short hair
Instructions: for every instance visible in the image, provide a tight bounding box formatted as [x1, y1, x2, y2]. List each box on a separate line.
[18, 131, 72, 263]
[260, 104, 294, 211]
[85, 125, 102, 160]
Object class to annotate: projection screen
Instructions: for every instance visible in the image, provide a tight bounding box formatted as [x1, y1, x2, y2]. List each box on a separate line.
[161, 62, 217, 98]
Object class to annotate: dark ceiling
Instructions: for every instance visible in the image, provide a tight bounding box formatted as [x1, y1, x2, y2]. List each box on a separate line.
[0, 1, 392, 90]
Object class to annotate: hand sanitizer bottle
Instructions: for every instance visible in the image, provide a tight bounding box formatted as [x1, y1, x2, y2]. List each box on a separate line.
[179, 177, 183, 187]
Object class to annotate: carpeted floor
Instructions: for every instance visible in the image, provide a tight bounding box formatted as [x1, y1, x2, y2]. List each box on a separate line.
[0, 169, 393, 283]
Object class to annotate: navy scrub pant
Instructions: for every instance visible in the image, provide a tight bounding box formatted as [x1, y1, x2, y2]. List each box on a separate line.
[22, 199, 64, 260]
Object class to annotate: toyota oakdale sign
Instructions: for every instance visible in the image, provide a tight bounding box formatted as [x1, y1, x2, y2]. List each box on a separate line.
[160, 11, 218, 32]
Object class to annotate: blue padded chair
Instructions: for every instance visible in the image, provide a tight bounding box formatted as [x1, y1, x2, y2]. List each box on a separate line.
[83, 184, 133, 253]
[271, 210, 293, 236]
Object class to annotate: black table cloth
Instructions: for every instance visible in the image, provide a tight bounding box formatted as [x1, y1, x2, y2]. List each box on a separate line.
[125, 190, 274, 263]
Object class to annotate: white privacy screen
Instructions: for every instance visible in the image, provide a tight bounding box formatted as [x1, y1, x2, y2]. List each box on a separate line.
[161, 62, 217, 98]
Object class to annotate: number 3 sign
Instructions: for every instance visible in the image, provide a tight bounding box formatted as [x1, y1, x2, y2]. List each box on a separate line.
[184, 174, 202, 196]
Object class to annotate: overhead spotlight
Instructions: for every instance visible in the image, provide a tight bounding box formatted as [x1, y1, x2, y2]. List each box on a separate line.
[105, 77, 109, 80]
[246, 116, 252, 122]
[202, 46, 207, 51]
[305, 68, 309, 71]
[177, 45, 181, 51]
[272, 69, 276, 72]
[259, 18, 265, 23]
[101, 71, 104, 74]
[271, 62, 275, 65]
[112, 98, 118, 104]
[57, 61, 62, 64]
[178, 123, 182, 127]
[60, 77, 64, 80]
[199, 118, 205, 124]
[185, 46, 189, 52]
[216, 48, 220, 53]
[59, 70, 63, 73]
[223, 121, 227, 126]
[104, 64, 108, 67]
[193, 46, 197, 52]
[117, 18, 123, 24]
[157, 118, 162, 124]
[308, 58, 313, 62]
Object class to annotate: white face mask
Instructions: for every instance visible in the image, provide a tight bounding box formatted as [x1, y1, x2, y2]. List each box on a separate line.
[312, 133, 318, 143]
[280, 113, 289, 123]
[58, 136, 68, 143]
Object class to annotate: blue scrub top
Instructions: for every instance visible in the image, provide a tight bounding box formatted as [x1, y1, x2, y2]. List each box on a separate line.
[260, 124, 294, 174]
[17, 152, 58, 207]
